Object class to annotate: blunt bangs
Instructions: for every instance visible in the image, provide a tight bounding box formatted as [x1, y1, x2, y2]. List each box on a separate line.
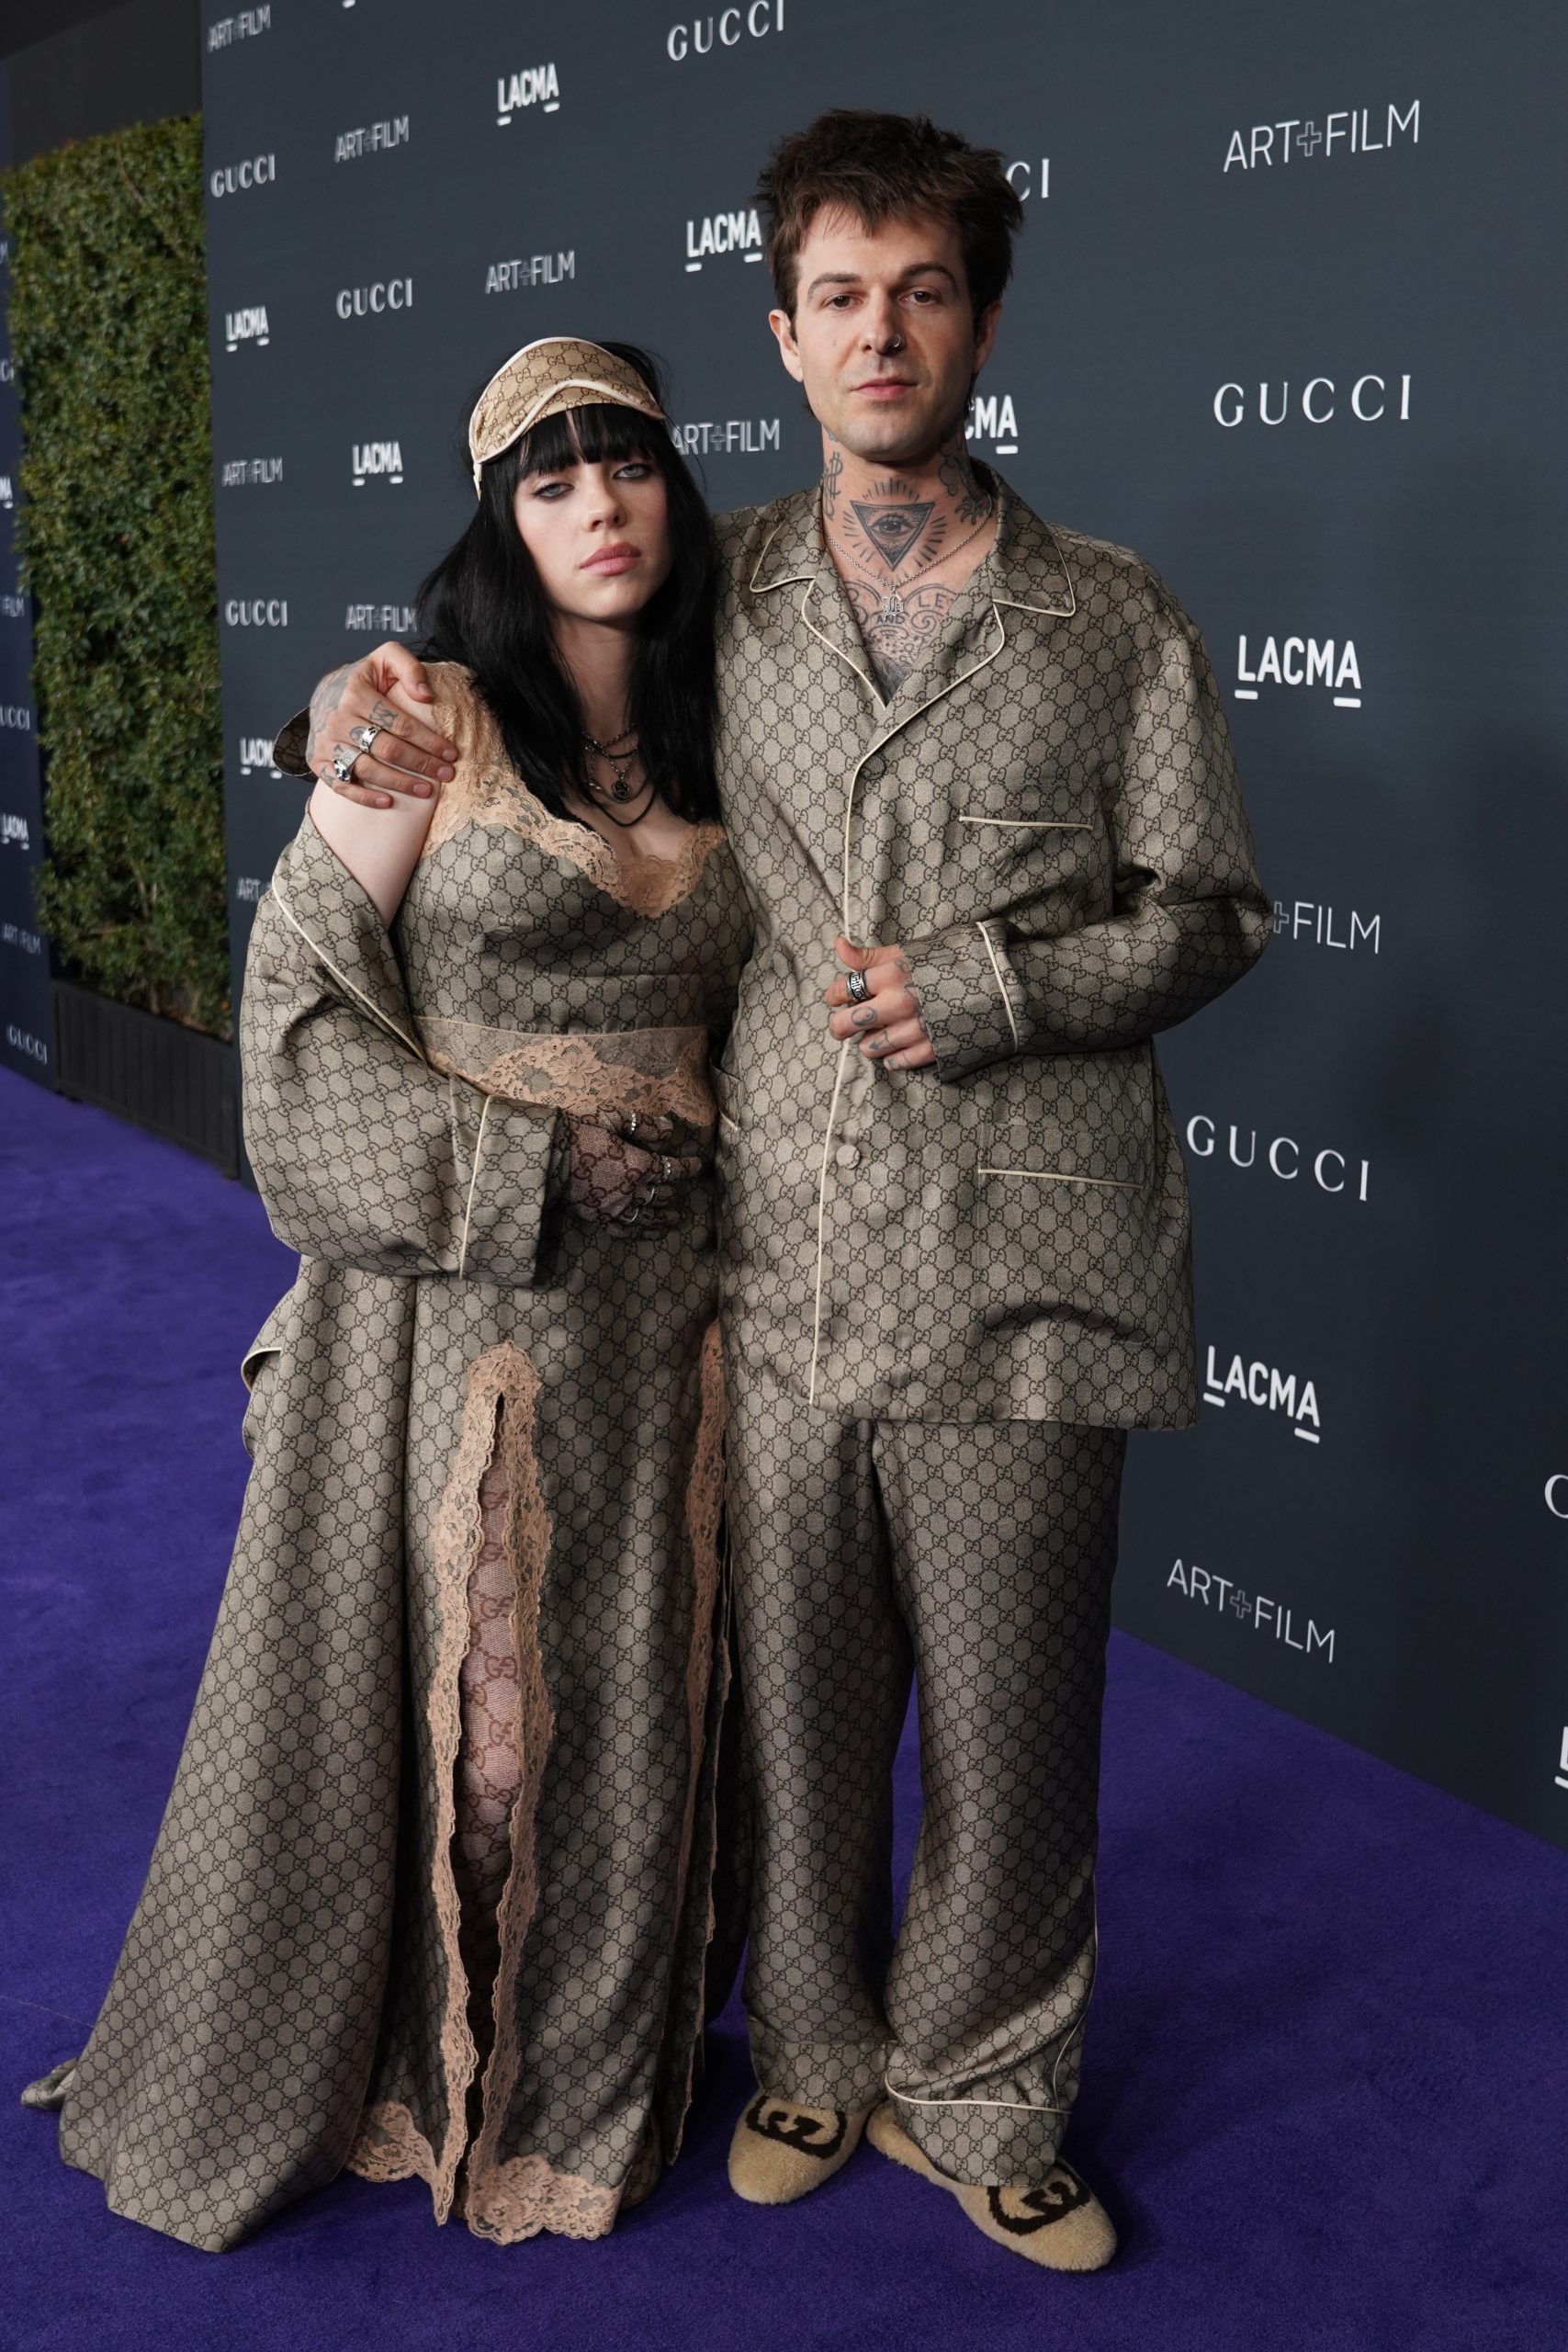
[517, 401, 666, 478]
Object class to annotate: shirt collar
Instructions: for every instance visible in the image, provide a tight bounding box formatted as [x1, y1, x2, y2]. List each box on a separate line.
[746, 466, 1077, 619]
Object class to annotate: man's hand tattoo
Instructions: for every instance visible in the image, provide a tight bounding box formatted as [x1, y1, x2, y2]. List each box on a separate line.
[306, 664, 353, 767]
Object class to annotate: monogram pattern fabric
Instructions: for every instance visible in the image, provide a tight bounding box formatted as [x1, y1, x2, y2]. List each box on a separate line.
[28, 670, 753, 2250]
[711, 477, 1263, 2182]
[727, 1371, 1125, 2182]
[710, 472, 1269, 1425]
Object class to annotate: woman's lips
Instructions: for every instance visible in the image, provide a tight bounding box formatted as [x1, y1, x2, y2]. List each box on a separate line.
[582, 544, 640, 574]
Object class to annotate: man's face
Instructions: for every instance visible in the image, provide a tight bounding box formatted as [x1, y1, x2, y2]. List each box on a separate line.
[769, 206, 998, 465]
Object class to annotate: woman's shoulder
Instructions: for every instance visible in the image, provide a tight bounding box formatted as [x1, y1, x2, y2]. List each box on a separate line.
[416, 663, 534, 862]
[420, 660, 494, 763]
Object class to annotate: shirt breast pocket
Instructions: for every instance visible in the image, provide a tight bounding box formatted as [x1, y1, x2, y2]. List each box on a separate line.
[952, 770, 1109, 925]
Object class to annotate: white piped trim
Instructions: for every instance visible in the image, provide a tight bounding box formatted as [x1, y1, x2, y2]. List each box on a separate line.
[882, 2079, 1068, 2116]
[958, 815, 1093, 831]
[807, 1043, 852, 1406]
[457, 1092, 491, 1279]
[840, 606, 1008, 936]
[977, 1165, 1137, 1188]
[271, 883, 425, 1061]
[799, 577, 877, 699]
[976, 920, 1020, 1053]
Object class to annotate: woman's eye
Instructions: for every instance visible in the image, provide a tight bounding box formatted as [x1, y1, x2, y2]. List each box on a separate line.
[616, 462, 651, 481]
[534, 480, 569, 499]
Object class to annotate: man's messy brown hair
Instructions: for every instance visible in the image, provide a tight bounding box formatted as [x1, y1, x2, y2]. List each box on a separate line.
[757, 109, 1025, 323]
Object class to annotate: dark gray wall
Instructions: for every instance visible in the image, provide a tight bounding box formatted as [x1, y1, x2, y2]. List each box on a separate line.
[5, 0, 197, 158]
[200, 0, 1568, 1849]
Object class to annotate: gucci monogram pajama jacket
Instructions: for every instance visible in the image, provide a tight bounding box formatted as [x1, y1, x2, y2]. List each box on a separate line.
[710, 477, 1269, 2181]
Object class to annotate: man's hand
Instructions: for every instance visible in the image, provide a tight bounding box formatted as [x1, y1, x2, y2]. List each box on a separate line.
[824, 935, 934, 1071]
[307, 643, 457, 808]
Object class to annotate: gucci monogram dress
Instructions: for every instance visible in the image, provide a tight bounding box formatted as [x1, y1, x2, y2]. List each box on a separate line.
[25, 665, 753, 2253]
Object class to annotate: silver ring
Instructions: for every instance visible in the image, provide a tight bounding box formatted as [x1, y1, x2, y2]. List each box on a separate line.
[329, 747, 359, 784]
[660, 1156, 673, 1182]
[619, 1203, 642, 1224]
[626, 1113, 638, 1139]
[349, 722, 381, 755]
[845, 969, 870, 1005]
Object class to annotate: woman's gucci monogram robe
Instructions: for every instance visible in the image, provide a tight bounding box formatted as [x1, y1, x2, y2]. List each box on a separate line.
[27, 668, 752, 2253]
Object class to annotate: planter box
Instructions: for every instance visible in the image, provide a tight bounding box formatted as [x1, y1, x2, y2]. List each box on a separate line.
[52, 978, 238, 1176]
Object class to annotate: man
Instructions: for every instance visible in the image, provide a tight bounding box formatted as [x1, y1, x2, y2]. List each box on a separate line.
[281, 110, 1269, 2270]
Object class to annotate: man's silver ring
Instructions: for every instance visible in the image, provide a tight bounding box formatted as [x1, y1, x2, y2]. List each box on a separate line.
[329, 747, 359, 784]
[349, 722, 381, 755]
[845, 969, 870, 1005]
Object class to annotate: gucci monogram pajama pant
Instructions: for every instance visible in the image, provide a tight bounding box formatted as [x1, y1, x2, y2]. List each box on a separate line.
[726, 1364, 1126, 2186]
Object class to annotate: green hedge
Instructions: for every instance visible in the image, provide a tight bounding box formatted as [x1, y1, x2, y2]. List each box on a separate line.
[5, 115, 228, 1036]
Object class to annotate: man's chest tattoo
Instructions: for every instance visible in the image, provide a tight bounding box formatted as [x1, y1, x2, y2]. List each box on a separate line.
[845, 579, 959, 696]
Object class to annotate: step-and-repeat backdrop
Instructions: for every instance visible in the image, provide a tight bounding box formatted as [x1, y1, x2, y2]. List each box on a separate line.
[0, 61, 54, 1089]
[200, 0, 1568, 1850]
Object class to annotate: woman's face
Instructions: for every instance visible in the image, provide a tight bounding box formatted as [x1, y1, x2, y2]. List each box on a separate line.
[512, 428, 673, 626]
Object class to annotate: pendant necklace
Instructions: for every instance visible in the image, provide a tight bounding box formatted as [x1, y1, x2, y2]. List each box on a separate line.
[581, 724, 642, 801]
[581, 727, 657, 829]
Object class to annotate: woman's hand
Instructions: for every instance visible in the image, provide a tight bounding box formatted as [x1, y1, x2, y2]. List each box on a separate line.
[559, 1118, 706, 1229]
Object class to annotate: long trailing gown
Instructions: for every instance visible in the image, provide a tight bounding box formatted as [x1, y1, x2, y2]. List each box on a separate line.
[25, 663, 754, 2251]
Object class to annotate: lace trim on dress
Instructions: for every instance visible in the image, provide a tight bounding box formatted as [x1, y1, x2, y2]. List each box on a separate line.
[347, 2100, 616, 2240]
[346, 2098, 438, 2188]
[422, 1018, 716, 1136]
[344, 1282, 715, 2238]
[452, 1448, 523, 2061]
[420, 673, 726, 920]
[465, 2150, 621, 2245]
[457, 1356, 570, 2247]
[366, 1341, 550, 2225]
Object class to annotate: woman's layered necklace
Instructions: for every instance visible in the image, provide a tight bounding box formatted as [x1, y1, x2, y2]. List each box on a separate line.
[579, 723, 657, 828]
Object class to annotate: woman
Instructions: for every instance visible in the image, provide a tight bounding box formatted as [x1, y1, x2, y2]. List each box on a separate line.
[24, 339, 753, 2251]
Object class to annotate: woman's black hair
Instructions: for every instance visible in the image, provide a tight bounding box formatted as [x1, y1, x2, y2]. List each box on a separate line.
[415, 343, 719, 824]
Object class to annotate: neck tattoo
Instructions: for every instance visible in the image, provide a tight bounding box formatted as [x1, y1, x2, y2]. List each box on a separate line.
[821, 453, 996, 695]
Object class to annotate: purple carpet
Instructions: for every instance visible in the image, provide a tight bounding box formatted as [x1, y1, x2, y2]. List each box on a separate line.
[3, 1065, 1564, 2352]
